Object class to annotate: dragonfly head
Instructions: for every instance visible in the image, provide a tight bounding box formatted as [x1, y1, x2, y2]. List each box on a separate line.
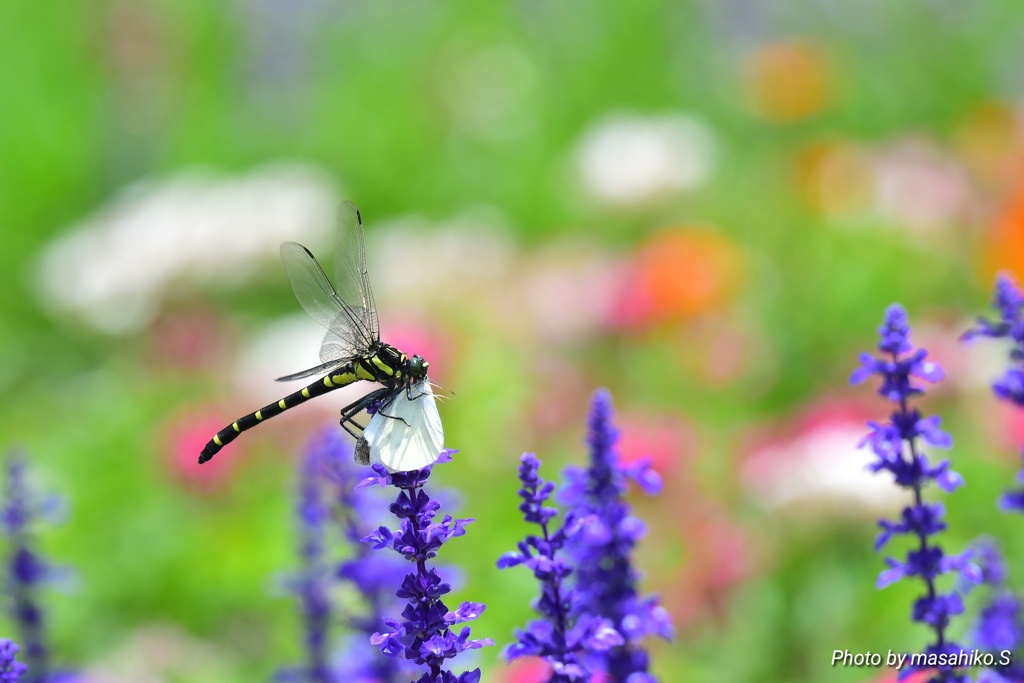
[406, 354, 429, 380]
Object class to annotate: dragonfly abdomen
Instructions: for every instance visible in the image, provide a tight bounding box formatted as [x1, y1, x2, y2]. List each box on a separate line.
[198, 365, 363, 463]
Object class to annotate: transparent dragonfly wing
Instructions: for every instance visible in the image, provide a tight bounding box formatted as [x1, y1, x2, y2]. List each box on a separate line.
[361, 378, 444, 472]
[332, 202, 380, 348]
[279, 204, 380, 370]
[275, 358, 348, 382]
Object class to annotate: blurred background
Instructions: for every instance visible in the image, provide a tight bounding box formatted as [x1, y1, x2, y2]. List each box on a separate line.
[4, 1, 1024, 681]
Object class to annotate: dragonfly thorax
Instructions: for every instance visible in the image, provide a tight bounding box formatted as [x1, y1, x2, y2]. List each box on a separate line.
[365, 343, 428, 384]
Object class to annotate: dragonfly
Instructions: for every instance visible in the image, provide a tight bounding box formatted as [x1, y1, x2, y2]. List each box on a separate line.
[199, 202, 444, 472]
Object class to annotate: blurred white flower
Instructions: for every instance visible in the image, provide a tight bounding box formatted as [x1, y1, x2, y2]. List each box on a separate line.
[366, 205, 517, 304]
[741, 416, 907, 516]
[76, 623, 236, 683]
[574, 112, 717, 205]
[35, 162, 339, 334]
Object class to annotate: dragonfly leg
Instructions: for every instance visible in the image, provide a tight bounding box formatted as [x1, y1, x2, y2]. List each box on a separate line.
[339, 419, 363, 440]
[337, 387, 391, 438]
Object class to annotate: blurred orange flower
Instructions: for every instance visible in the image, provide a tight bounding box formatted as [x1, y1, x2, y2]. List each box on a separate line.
[984, 180, 1024, 281]
[610, 227, 743, 329]
[744, 41, 831, 123]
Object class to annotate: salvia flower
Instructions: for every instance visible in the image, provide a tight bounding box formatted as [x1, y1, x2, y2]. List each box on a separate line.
[559, 389, 674, 682]
[963, 274, 1024, 513]
[967, 539, 1024, 683]
[1, 454, 74, 683]
[498, 452, 623, 682]
[0, 639, 27, 682]
[852, 305, 978, 683]
[278, 427, 424, 683]
[317, 428, 420, 682]
[360, 452, 493, 682]
[275, 431, 341, 683]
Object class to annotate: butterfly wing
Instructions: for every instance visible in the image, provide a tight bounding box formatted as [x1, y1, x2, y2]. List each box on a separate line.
[361, 378, 444, 472]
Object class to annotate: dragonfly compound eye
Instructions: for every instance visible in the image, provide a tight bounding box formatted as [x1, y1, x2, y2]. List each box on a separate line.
[408, 355, 428, 378]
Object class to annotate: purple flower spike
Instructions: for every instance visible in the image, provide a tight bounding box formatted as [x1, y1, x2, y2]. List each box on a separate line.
[853, 306, 974, 683]
[963, 539, 1024, 681]
[964, 275, 1024, 514]
[1, 454, 76, 683]
[0, 639, 27, 682]
[560, 390, 673, 682]
[499, 452, 621, 682]
[363, 450, 492, 681]
[277, 428, 419, 683]
[962, 274, 1024, 516]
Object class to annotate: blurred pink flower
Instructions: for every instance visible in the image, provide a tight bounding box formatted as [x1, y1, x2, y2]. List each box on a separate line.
[164, 408, 244, 493]
[526, 356, 590, 437]
[380, 314, 453, 386]
[903, 314, 976, 397]
[872, 139, 975, 234]
[145, 303, 230, 373]
[670, 317, 765, 390]
[501, 658, 550, 683]
[501, 658, 608, 683]
[616, 411, 693, 478]
[516, 245, 620, 345]
[977, 400, 1024, 461]
[667, 505, 756, 628]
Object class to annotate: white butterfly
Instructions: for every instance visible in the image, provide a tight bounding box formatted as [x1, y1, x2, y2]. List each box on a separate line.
[355, 377, 444, 472]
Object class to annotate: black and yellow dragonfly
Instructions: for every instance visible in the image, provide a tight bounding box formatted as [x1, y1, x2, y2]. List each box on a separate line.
[200, 203, 444, 472]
